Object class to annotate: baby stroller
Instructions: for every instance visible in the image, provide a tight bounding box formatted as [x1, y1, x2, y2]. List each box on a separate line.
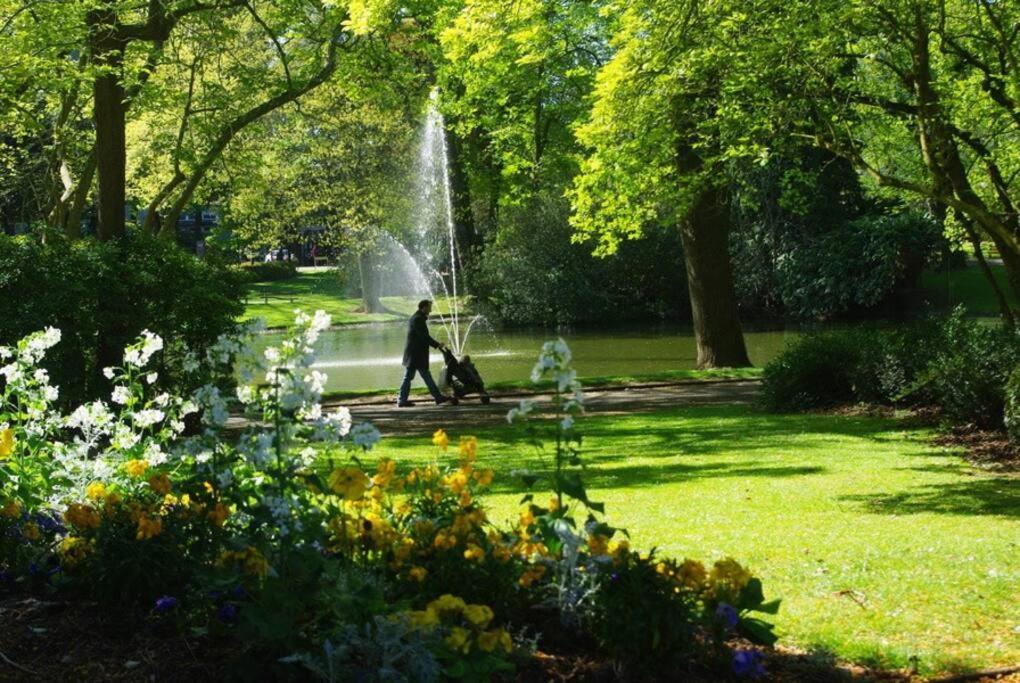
[439, 349, 491, 404]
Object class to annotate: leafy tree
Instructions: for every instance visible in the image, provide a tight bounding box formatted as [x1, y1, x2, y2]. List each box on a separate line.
[568, 0, 796, 367]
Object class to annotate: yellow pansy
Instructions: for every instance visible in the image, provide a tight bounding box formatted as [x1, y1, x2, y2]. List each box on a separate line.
[462, 604, 493, 628]
[0, 428, 14, 459]
[432, 429, 449, 451]
[328, 467, 370, 500]
[124, 459, 149, 477]
[64, 503, 101, 529]
[147, 472, 172, 495]
[463, 543, 485, 563]
[85, 482, 107, 500]
[135, 512, 162, 540]
[458, 435, 478, 461]
[477, 627, 512, 653]
[1, 499, 22, 518]
[444, 626, 471, 653]
[22, 522, 40, 540]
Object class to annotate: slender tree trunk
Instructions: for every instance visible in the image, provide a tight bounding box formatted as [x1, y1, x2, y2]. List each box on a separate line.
[680, 186, 752, 368]
[357, 251, 383, 313]
[962, 221, 1015, 327]
[445, 130, 479, 254]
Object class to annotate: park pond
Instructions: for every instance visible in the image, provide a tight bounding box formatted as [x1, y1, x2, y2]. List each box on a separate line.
[252, 323, 799, 394]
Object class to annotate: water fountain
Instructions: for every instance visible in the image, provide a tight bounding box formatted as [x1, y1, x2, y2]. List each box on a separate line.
[397, 89, 482, 357]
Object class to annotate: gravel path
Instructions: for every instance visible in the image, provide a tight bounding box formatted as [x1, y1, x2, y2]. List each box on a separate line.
[333, 380, 761, 435]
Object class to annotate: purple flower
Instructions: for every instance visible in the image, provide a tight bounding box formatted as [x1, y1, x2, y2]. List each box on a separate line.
[217, 603, 239, 623]
[732, 650, 766, 679]
[715, 602, 739, 630]
[154, 595, 178, 613]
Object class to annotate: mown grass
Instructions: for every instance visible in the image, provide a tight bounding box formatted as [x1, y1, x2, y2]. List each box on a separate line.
[362, 405, 1019, 676]
[241, 270, 461, 328]
[921, 261, 1017, 317]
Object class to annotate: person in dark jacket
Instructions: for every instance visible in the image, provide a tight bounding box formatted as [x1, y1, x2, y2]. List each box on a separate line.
[398, 300, 450, 407]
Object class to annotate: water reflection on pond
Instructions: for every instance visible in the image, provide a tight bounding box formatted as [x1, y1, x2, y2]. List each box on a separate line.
[252, 322, 800, 394]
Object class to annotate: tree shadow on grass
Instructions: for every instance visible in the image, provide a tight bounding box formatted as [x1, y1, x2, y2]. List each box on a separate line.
[838, 477, 1020, 518]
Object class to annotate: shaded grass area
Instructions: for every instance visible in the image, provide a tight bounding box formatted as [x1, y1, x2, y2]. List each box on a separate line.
[321, 368, 764, 401]
[241, 270, 460, 328]
[362, 406, 1019, 676]
[921, 261, 1017, 316]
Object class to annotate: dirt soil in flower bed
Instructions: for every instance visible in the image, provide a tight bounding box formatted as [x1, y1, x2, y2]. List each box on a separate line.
[3, 595, 1018, 683]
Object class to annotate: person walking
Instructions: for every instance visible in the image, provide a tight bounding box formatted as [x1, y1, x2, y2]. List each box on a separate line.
[398, 300, 451, 407]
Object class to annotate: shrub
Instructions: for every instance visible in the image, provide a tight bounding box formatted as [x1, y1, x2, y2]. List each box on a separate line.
[760, 330, 881, 411]
[0, 231, 244, 405]
[913, 312, 1020, 429]
[231, 260, 298, 283]
[1005, 366, 1020, 443]
[763, 312, 1020, 431]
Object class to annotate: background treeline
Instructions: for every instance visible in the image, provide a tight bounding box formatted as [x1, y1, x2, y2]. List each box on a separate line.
[2, 0, 1018, 374]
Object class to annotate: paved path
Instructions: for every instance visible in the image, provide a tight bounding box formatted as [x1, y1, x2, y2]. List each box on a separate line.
[333, 380, 761, 435]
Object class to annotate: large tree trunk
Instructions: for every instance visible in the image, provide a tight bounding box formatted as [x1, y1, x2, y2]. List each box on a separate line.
[680, 186, 752, 369]
[89, 4, 127, 242]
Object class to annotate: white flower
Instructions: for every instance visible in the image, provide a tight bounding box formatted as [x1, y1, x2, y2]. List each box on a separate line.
[350, 422, 381, 449]
[124, 330, 163, 368]
[111, 386, 131, 405]
[134, 409, 165, 428]
[0, 363, 22, 383]
[507, 399, 535, 424]
[33, 368, 49, 384]
[264, 347, 281, 364]
[153, 392, 170, 408]
[0, 347, 11, 360]
[236, 385, 255, 404]
[43, 385, 59, 402]
[144, 443, 168, 465]
[111, 424, 140, 450]
[561, 415, 574, 431]
[103, 367, 116, 379]
[146, 372, 158, 384]
[555, 369, 577, 392]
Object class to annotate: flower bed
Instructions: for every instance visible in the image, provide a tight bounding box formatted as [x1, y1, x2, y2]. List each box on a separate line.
[0, 314, 779, 680]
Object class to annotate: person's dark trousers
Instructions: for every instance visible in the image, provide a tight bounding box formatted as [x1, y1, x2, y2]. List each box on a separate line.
[398, 366, 444, 404]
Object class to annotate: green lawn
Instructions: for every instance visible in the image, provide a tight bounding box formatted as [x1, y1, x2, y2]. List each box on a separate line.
[242, 270, 461, 328]
[364, 406, 1019, 676]
[921, 261, 1017, 316]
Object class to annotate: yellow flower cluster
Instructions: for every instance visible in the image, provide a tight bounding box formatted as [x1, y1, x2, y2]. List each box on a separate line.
[404, 594, 512, 655]
[124, 459, 149, 477]
[135, 512, 163, 540]
[148, 472, 172, 495]
[328, 466, 370, 500]
[59, 536, 92, 567]
[64, 503, 101, 530]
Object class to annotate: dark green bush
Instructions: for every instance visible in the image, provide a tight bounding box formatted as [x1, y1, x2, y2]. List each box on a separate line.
[0, 231, 244, 405]
[760, 330, 882, 411]
[231, 260, 298, 283]
[913, 313, 1020, 429]
[763, 312, 1019, 430]
[1005, 366, 1020, 443]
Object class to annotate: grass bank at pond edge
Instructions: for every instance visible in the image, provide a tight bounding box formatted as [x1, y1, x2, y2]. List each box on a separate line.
[365, 404, 1020, 676]
[241, 270, 464, 329]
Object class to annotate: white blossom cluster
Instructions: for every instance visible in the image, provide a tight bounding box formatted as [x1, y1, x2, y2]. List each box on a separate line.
[509, 337, 585, 432]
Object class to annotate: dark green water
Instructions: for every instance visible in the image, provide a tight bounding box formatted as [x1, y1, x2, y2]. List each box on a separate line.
[255, 323, 798, 394]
